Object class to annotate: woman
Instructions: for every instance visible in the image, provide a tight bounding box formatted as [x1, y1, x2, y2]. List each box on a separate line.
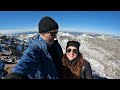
[61, 41, 93, 79]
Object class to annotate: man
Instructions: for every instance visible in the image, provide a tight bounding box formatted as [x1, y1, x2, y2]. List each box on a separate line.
[4, 16, 63, 79]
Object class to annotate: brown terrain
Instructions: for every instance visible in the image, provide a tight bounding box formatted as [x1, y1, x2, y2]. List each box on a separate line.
[0, 33, 25, 74]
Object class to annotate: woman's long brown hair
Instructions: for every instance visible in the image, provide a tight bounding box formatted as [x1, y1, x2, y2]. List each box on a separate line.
[62, 52, 85, 79]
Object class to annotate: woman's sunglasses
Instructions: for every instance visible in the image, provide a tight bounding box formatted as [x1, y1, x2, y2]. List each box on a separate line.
[66, 48, 78, 54]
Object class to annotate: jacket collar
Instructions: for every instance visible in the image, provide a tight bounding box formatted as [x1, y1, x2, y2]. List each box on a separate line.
[36, 35, 53, 60]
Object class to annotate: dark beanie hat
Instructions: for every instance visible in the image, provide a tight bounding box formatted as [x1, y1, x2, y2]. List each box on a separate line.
[38, 16, 59, 33]
[66, 41, 80, 51]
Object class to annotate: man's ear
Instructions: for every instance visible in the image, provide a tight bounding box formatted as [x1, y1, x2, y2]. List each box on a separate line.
[40, 33, 45, 36]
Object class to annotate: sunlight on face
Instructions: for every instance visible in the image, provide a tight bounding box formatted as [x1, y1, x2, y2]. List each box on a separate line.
[66, 46, 78, 61]
[41, 29, 58, 45]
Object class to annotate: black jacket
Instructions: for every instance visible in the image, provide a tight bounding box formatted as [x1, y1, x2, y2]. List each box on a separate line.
[80, 60, 93, 79]
[62, 53, 93, 79]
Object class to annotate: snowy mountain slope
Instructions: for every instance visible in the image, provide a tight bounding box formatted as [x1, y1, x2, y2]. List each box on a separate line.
[58, 32, 120, 79]
[1, 31, 120, 79]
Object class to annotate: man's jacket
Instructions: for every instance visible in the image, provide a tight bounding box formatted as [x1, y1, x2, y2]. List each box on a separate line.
[10, 36, 63, 79]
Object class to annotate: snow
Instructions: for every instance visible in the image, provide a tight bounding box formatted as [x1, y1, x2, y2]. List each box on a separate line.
[58, 32, 120, 79]
[1, 31, 120, 79]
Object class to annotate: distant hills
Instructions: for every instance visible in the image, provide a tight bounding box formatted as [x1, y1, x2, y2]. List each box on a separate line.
[0, 31, 120, 79]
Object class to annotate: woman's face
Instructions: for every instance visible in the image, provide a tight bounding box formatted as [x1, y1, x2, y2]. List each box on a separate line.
[66, 46, 78, 61]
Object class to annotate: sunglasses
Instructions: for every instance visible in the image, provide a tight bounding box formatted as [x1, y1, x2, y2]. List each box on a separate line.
[48, 31, 58, 36]
[66, 48, 78, 54]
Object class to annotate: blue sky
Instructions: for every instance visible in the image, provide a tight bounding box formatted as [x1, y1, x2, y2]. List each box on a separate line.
[0, 11, 120, 36]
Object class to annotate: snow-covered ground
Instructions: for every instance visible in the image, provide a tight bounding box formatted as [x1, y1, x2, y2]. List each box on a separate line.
[1, 31, 120, 79]
[58, 32, 120, 79]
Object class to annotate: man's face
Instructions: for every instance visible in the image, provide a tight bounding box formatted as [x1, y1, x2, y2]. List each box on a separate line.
[41, 29, 58, 45]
